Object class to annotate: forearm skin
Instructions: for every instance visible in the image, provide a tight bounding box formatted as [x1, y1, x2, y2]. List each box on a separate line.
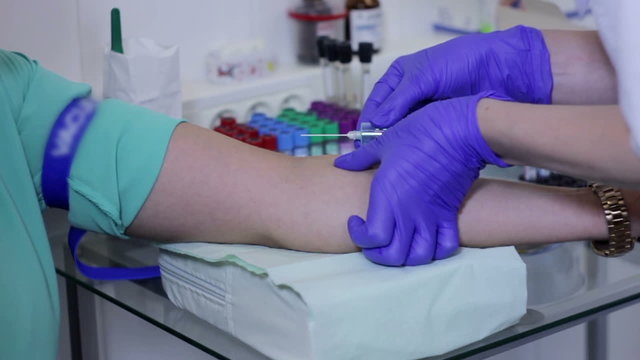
[127, 123, 639, 252]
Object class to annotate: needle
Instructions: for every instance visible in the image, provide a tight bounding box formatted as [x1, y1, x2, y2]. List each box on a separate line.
[301, 130, 384, 141]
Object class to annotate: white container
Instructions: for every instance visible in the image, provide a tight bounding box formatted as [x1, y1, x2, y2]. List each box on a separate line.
[433, 0, 499, 34]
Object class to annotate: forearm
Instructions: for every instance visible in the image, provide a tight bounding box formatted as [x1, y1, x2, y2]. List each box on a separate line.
[543, 30, 617, 104]
[478, 100, 640, 187]
[126, 123, 637, 252]
[459, 178, 606, 247]
[127, 123, 367, 253]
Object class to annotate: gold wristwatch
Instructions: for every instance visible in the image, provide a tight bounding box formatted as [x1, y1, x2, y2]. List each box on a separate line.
[589, 183, 635, 257]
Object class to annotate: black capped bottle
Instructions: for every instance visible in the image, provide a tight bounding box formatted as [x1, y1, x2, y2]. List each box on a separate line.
[345, 0, 382, 53]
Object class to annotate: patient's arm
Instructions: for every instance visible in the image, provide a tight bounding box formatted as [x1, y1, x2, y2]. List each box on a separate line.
[127, 123, 368, 253]
[127, 122, 640, 252]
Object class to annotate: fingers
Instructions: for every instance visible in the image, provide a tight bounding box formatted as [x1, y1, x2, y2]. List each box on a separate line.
[355, 212, 459, 266]
[347, 187, 395, 248]
[373, 78, 429, 128]
[362, 214, 414, 266]
[404, 220, 437, 266]
[362, 205, 415, 266]
[434, 219, 460, 260]
[333, 145, 380, 171]
[360, 64, 404, 122]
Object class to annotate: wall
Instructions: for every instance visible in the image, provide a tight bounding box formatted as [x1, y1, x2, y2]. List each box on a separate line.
[0, 0, 434, 94]
[0, 0, 83, 81]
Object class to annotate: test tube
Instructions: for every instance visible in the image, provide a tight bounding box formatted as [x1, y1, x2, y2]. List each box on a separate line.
[337, 41, 355, 108]
[339, 118, 355, 154]
[280, 108, 297, 118]
[261, 134, 278, 151]
[317, 36, 333, 101]
[320, 119, 340, 155]
[307, 121, 325, 156]
[277, 130, 294, 156]
[251, 112, 267, 121]
[292, 127, 310, 157]
[249, 117, 264, 128]
[246, 128, 263, 147]
[324, 40, 340, 104]
[220, 117, 237, 128]
[358, 42, 374, 108]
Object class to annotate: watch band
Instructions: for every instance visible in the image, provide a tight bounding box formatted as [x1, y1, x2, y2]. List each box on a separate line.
[589, 183, 635, 257]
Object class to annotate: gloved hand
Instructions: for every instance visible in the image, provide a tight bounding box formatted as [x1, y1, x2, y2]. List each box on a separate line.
[361, 25, 552, 129]
[335, 92, 510, 266]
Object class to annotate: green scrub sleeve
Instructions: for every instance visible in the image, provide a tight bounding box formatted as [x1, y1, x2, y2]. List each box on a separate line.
[69, 100, 184, 237]
[17, 56, 184, 238]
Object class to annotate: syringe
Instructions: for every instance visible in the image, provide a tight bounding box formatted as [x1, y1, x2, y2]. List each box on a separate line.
[301, 129, 383, 141]
[300, 122, 385, 144]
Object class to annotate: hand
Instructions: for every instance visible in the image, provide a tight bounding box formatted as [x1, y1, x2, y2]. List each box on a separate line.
[335, 93, 511, 266]
[361, 25, 552, 129]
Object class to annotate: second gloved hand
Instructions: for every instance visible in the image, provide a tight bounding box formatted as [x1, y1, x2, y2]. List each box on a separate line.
[335, 92, 510, 266]
[361, 25, 552, 129]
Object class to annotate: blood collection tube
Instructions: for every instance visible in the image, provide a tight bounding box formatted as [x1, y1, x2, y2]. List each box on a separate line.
[308, 121, 324, 156]
[235, 124, 251, 137]
[324, 40, 340, 104]
[338, 118, 355, 154]
[258, 124, 272, 135]
[249, 116, 265, 128]
[317, 36, 333, 101]
[358, 42, 374, 108]
[247, 128, 260, 139]
[320, 119, 340, 155]
[251, 112, 267, 121]
[246, 137, 263, 147]
[292, 127, 310, 157]
[281, 107, 297, 117]
[337, 41, 355, 107]
[277, 130, 294, 155]
[246, 127, 263, 147]
[261, 134, 278, 151]
[220, 117, 237, 128]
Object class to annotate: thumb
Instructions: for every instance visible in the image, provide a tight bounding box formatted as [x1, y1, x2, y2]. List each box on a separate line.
[334, 146, 380, 171]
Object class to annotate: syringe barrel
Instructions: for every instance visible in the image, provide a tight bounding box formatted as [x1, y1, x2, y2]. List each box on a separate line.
[359, 122, 385, 144]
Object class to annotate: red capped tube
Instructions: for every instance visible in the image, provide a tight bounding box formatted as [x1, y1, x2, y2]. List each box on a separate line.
[220, 117, 237, 128]
[261, 134, 278, 151]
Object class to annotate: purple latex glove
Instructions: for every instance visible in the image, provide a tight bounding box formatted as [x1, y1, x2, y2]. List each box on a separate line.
[361, 25, 552, 130]
[335, 92, 510, 266]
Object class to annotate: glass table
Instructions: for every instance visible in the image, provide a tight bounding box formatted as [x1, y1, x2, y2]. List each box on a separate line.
[45, 170, 640, 360]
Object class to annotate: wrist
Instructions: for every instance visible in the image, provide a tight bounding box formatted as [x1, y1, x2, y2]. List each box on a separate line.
[621, 189, 640, 238]
[476, 97, 516, 165]
[576, 186, 610, 241]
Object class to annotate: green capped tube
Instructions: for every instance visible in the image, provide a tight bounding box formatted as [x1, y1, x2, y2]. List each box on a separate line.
[320, 119, 340, 155]
[307, 121, 325, 156]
